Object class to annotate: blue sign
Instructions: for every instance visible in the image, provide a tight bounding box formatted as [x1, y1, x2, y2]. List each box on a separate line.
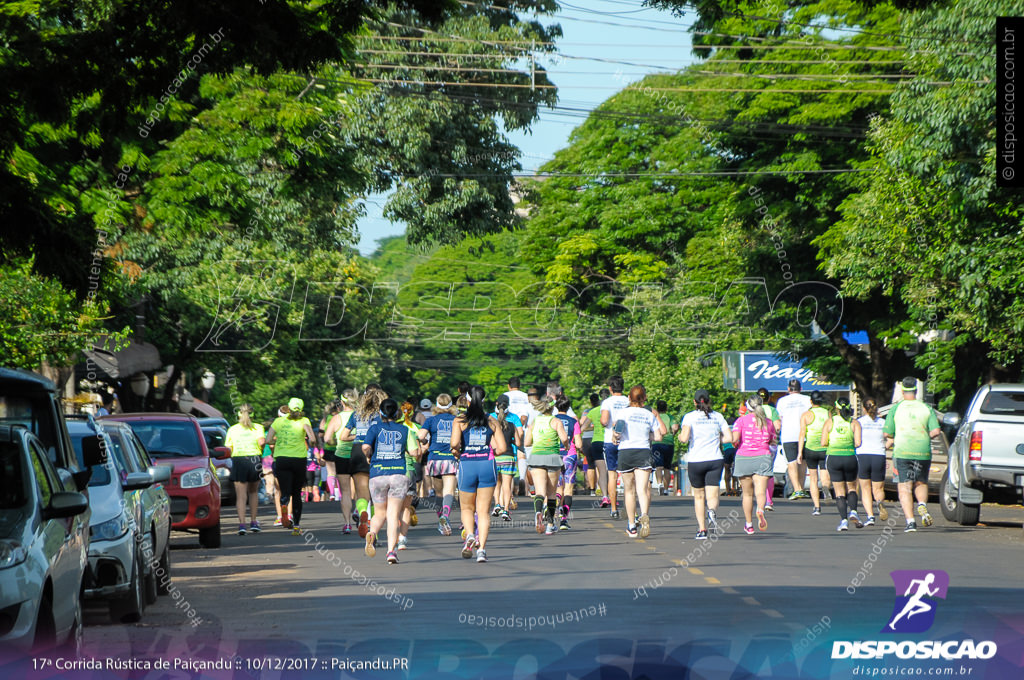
[723, 352, 848, 392]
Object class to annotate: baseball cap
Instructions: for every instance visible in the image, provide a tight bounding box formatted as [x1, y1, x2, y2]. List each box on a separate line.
[419, 398, 431, 409]
[288, 397, 304, 411]
[901, 376, 919, 391]
[694, 388, 710, 402]
[495, 394, 510, 408]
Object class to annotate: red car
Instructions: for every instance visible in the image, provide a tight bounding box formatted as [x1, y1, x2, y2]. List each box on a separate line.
[100, 413, 228, 548]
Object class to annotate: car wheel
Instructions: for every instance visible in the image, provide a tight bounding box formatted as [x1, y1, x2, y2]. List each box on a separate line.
[958, 500, 980, 526]
[940, 469, 960, 522]
[143, 535, 159, 606]
[33, 589, 56, 650]
[57, 583, 84, 658]
[110, 548, 144, 623]
[198, 523, 221, 549]
[156, 537, 171, 596]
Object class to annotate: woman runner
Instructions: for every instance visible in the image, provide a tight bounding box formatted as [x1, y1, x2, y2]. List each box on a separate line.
[337, 385, 386, 538]
[798, 391, 832, 516]
[490, 395, 522, 523]
[732, 395, 777, 535]
[821, 397, 864, 531]
[266, 398, 317, 534]
[323, 389, 358, 534]
[679, 390, 732, 539]
[554, 394, 585, 531]
[225, 404, 266, 535]
[319, 400, 341, 501]
[856, 398, 889, 525]
[418, 393, 459, 536]
[652, 400, 678, 496]
[361, 399, 410, 565]
[260, 420, 286, 526]
[583, 390, 610, 504]
[612, 385, 666, 538]
[450, 385, 508, 562]
[396, 402, 424, 549]
[757, 388, 782, 511]
[524, 396, 569, 535]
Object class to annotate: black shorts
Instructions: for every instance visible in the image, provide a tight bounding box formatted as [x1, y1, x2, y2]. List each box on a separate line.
[857, 455, 886, 482]
[688, 460, 724, 489]
[348, 445, 372, 476]
[230, 456, 262, 484]
[651, 443, 674, 468]
[825, 455, 858, 483]
[322, 447, 338, 463]
[617, 448, 653, 473]
[783, 442, 800, 463]
[804, 448, 827, 470]
[721, 447, 736, 466]
[334, 456, 354, 475]
[583, 440, 603, 466]
[895, 458, 930, 484]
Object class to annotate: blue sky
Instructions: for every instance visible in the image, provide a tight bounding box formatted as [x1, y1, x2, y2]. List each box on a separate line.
[354, 0, 698, 255]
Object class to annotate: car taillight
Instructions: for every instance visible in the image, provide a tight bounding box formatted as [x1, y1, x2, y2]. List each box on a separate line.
[968, 431, 982, 462]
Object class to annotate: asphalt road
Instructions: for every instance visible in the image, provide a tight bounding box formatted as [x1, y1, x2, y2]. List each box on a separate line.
[21, 492, 1024, 679]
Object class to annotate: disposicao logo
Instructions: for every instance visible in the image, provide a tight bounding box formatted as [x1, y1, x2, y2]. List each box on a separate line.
[832, 570, 997, 661]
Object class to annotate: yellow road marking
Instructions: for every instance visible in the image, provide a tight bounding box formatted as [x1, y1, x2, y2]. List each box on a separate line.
[688, 568, 704, 575]
[704, 577, 721, 585]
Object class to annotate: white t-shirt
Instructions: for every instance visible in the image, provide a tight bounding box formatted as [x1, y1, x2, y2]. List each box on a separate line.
[856, 415, 886, 455]
[616, 406, 660, 450]
[503, 390, 532, 423]
[776, 392, 812, 443]
[601, 394, 630, 443]
[681, 410, 730, 463]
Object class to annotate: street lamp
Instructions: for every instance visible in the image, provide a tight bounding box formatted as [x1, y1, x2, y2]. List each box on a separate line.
[200, 370, 215, 402]
[178, 389, 195, 414]
[129, 373, 150, 398]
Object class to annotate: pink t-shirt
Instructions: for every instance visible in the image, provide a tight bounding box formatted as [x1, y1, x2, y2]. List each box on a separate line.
[732, 413, 776, 457]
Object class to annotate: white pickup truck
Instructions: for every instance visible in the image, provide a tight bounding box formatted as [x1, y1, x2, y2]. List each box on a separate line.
[941, 383, 1024, 525]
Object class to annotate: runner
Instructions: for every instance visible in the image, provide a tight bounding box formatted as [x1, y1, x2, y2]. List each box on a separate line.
[451, 385, 508, 562]
[260, 419, 285, 526]
[490, 394, 522, 523]
[225, 404, 266, 535]
[319, 400, 341, 501]
[415, 398, 431, 425]
[524, 395, 569, 535]
[757, 388, 782, 511]
[679, 390, 732, 539]
[337, 385, 387, 538]
[600, 376, 629, 519]
[797, 391, 832, 516]
[323, 389, 357, 534]
[585, 390, 611, 505]
[652, 400, 678, 496]
[721, 408, 738, 496]
[554, 394, 585, 530]
[611, 386, 666, 538]
[361, 399, 410, 565]
[418, 393, 459, 536]
[776, 380, 812, 499]
[579, 394, 596, 496]
[397, 401, 424, 549]
[884, 377, 941, 532]
[821, 397, 863, 531]
[856, 398, 889, 526]
[266, 398, 317, 535]
[732, 395, 777, 535]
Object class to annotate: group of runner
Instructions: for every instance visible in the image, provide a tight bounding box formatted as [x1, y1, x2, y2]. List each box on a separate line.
[222, 375, 943, 564]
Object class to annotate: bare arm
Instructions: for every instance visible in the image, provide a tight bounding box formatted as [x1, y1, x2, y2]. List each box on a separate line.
[821, 419, 832, 449]
[600, 408, 610, 428]
[852, 420, 862, 449]
[678, 424, 691, 445]
[490, 416, 508, 456]
[450, 419, 465, 458]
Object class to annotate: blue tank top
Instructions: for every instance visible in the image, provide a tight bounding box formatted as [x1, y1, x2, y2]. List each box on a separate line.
[555, 413, 578, 457]
[345, 412, 382, 445]
[460, 425, 493, 461]
[424, 413, 456, 461]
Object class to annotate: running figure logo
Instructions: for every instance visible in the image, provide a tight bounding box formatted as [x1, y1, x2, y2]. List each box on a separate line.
[883, 570, 949, 634]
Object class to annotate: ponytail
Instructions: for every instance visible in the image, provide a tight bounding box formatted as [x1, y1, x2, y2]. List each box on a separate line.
[864, 398, 878, 420]
[238, 404, 254, 429]
[746, 395, 767, 431]
[696, 396, 712, 418]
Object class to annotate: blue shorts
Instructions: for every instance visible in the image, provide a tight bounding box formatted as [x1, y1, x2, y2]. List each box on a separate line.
[457, 458, 498, 493]
[604, 442, 619, 472]
[652, 443, 674, 468]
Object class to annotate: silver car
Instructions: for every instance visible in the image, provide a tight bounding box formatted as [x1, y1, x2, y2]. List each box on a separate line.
[0, 425, 89, 654]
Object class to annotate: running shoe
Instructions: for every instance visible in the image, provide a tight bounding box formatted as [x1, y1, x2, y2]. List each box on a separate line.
[849, 511, 864, 529]
[386, 551, 398, 565]
[916, 503, 933, 527]
[544, 523, 556, 535]
[599, 496, 611, 508]
[707, 509, 718, 532]
[695, 529, 708, 540]
[904, 521, 917, 533]
[811, 507, 821, 516]
[764, 503, 774, 512]
[273, 516, 283, 527]
[821, 488, 832, 501]
[865, 516, 876, 526]
[282, 515, 293, 529]
[743, 523, 755, 535]
[509, 498, 518, 510]
[590, 489, 597, 496]
[351, 510, 359, 524]
[491, 505, 502, 517]
[438, 516, 452, 536]
[625, 525, 639, 538]
[460, 527, 468, 541]
[798, 490, 812, 499]
[638, 514, 651, 538]
[291, 525, 302, 536]
[342, 523, 352, 534]
[237, 524, 247, 536]
[365, 532, 377, 557]
[476, 548, 487, 563]
[877, 501, 889, 522]
[461, 535, 475, 559]
[535, 511, 544, 534]
[410, 509, 418, 527]
[788, 491, 803, 500]
[397, 535, 408, 551]
[837, 519, 849, 532]
[757, 510, 767, 531]
[501, 510, 511, 522]
[357, 511, 369, 538]
[559, 518, 570, 531]
[610, 509, 620, 519]
[249, 521, 261, 533]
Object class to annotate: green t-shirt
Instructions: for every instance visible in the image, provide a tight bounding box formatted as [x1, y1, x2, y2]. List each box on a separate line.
[804, 406, 829, 452]
[884, 400, 939, 460]
[531, 415, 561, 455]
[272, 416, 310, 458]
[334, 410, 354, 458]
[764, 404, 780, 426]
[825, 415, 856, 456]
[658, 413, 676, 445]
[225, 423, 265, 458]
[587, 406, 604, 442]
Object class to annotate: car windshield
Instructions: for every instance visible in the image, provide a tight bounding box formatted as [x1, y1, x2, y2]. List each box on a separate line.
[69, 431, 128, 487]
[126, 421, 203, 458]
[0, 441, 28, 509]
[980, 391, 1024, 416]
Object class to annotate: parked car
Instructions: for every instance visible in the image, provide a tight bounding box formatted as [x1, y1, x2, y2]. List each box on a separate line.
[67, 418, 171, 622]
[941, 384, 1024, 525]
[202, 426, 234, 505]
[197, 417, 230, 431]
[0, 425, 89, 654]
[100, 414, 227, 548]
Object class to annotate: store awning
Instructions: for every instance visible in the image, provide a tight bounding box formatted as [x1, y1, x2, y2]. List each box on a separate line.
[83, 338, 162, 379]
[190, 398, 223, 418]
